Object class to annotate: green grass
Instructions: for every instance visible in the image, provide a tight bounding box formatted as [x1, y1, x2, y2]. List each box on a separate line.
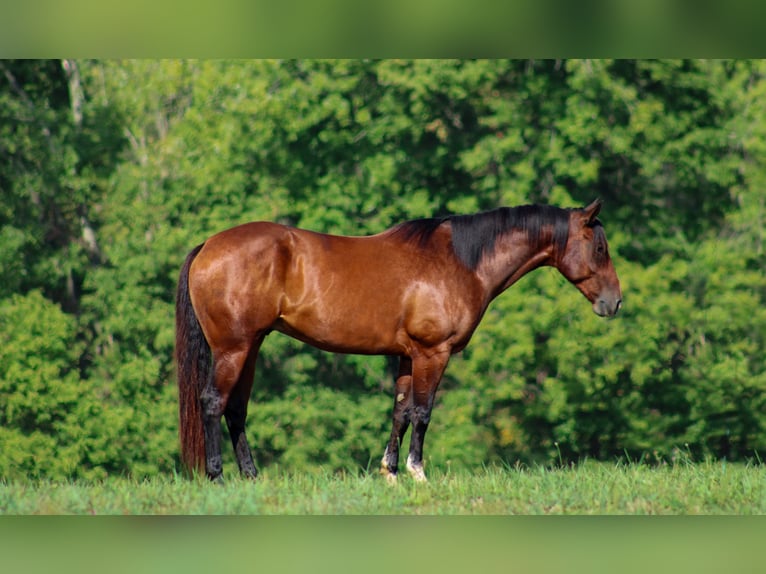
[4, 463, 764, 574]
[2, 460, 764, 514]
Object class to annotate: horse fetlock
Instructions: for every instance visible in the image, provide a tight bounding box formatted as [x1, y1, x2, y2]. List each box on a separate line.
[381, 446, 398, 472]
[412, 404, 432, 426]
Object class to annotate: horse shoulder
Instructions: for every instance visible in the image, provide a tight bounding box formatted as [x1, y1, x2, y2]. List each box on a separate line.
[399, 265, 485, 351]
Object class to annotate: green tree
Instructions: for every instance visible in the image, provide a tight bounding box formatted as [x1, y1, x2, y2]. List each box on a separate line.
[0, 291, 84, 478]
[0, 59, 120, 309]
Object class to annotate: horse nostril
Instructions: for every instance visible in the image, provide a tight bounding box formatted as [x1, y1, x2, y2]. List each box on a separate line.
[595, 297, 622, 317]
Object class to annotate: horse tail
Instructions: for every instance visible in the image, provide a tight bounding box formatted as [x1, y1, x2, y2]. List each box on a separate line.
[175, 243, 208, 476]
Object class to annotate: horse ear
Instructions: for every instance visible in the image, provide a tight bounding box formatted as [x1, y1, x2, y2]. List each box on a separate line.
[581, 198, 602, 225]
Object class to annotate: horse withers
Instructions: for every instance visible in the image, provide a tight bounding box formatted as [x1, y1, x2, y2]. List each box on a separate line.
[175, 199, 621, 482]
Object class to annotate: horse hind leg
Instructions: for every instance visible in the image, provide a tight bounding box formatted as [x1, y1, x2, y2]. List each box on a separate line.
[224, 337, 263, 479]
[201, 344, 253, 482]
[199, 370, 226, 482]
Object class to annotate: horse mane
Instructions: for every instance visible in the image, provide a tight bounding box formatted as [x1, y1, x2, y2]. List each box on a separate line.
[391, 204, 571, 270]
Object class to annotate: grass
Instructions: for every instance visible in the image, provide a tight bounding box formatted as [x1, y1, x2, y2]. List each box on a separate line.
[4, 462, 763, 574]
[1, 460, 764, 514]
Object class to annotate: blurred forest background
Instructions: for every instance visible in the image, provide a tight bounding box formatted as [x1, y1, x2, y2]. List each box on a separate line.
[1, 59, 764, 480]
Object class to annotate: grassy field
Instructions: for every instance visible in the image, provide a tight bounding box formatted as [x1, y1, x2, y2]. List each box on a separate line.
[1, 460, 764, 514]
[3, 462, 764, 574]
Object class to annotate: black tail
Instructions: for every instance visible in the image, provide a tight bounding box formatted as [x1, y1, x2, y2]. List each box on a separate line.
[175, 243, 209, 476]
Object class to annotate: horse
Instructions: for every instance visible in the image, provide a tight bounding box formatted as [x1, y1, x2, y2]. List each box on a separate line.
[175, 199, 621, 482]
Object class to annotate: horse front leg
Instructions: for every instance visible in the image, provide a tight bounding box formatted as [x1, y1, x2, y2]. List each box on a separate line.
[406, 350, 450, 482]
[381, 356, 412, 483]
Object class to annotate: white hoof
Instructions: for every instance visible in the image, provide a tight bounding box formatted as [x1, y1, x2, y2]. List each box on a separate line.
[406, 454, 428, 482]
[382, 469, 398, 485]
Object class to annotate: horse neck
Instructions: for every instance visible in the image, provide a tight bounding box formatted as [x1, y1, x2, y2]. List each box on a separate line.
[474, 229, 556, 299]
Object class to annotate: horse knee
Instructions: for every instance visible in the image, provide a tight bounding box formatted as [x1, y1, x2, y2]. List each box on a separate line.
[412, 403, 432, 426]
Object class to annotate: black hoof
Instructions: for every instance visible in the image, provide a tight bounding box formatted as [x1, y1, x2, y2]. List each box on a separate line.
[241, 468, 259, 480]
[208, 473, 224, 484]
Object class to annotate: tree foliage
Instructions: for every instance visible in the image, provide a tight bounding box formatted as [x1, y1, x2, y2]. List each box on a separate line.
[1, 59, 764, 479]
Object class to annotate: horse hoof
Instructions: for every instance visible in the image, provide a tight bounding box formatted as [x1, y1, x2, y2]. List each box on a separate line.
[409, 469, 427, 483]
[380, 464, 399, 485]
[406, 456, 428, 483]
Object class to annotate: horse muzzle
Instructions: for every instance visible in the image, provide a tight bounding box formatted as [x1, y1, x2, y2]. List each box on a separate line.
[593, 294, 622, 318]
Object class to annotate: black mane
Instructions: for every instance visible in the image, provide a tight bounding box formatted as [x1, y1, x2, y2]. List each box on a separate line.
[392, 204, 571, 269]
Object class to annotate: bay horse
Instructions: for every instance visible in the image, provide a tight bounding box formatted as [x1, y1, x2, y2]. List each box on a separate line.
[175, 199, 621, 482]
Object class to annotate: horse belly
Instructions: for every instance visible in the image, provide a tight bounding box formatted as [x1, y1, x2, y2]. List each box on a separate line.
[276, 282, 405, 355]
